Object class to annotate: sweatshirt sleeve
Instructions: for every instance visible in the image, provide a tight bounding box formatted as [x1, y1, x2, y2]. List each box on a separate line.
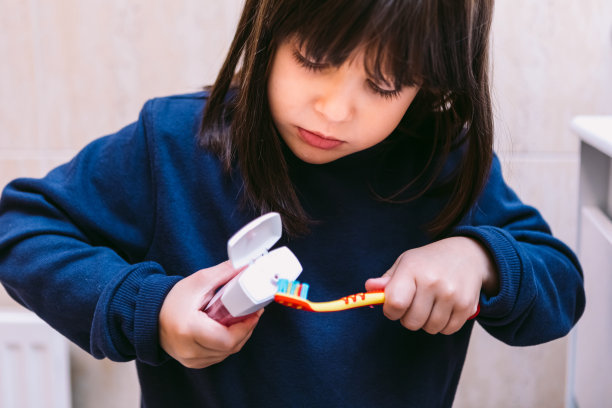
[451, 155, 585, 346]
[0, 100, 181, 364]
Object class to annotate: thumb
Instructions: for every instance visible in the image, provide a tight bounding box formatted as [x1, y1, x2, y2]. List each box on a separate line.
[365, 275, 391, 292]
[197, 260, 244, 291]
[365, 256, 401, 292]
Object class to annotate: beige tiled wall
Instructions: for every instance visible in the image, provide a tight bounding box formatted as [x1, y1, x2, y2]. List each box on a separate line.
[1, 1, 610, 407]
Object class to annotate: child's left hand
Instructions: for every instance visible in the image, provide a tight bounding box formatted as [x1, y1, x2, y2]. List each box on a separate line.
[365, 236, 498, 335]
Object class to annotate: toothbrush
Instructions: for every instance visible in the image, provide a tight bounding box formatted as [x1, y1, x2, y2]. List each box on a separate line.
[274, 279, 385, 312]
[274, 279, 480, 318]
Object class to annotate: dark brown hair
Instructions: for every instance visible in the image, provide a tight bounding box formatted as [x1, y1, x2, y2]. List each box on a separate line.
[200, 0, 495, 237]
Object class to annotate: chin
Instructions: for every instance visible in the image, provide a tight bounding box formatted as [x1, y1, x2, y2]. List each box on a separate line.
[295, 153, 335, 164]
[293, 148, 347, 164]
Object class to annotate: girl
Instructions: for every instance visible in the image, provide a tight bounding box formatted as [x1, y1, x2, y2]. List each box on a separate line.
[0, 0, 584, 407]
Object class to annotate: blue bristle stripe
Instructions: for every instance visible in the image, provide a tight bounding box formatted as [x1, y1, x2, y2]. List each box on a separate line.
[277, 279, 288, 293]
[300, 283, 309, 299]
[290, 281, 299, 295]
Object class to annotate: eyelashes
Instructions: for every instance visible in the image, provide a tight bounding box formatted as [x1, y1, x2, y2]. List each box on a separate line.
[292, 50, 327, 72]
[366, 80, 402, 100]
[291, 49, 402, 100]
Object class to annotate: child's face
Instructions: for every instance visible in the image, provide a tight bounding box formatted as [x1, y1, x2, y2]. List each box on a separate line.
[268, 39, 419, 164]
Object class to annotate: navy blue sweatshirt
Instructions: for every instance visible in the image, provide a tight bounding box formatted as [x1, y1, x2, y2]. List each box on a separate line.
[0, 93, 585, 407]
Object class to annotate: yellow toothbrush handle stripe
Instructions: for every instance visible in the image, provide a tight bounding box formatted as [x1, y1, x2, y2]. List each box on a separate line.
[274, 291, 385, 312]
[310, 291, 385, 312]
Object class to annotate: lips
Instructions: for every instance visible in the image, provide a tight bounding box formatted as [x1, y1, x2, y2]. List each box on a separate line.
[297, 127, 344, 150]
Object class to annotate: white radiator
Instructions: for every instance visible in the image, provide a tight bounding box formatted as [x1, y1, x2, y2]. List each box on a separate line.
[0, 310, 71, 408]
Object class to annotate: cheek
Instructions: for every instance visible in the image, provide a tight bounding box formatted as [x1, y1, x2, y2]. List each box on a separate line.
[377, 91, 417, 132]
[363, 102, 410, 141]
[268, 70, 306, 120]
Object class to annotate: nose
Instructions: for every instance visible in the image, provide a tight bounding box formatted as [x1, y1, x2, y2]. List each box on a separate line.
[313, 75, 355, 123]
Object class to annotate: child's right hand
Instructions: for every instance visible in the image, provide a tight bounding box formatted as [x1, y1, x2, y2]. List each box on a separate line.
[159, 261, 262, 369]
[365, 237, 492, 335]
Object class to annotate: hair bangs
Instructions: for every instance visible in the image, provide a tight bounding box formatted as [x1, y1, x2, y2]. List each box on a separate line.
[270, 0, 428, 89]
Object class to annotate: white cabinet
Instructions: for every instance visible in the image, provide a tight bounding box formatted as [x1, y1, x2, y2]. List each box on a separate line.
[566, 116, 612, 408]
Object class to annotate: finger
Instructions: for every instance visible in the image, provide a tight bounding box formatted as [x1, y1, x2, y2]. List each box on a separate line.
[365, 251, 406, 291]
[383, 274, 417, 321]
[399, 288, 434, 331]
[191, 317, 238, 352]
[181, 347, 228, 368]
[440, 299, 480, 335]
[229, 319, 259, 354]
[196, 261, 246, 307]
[365, 256, 399, 292]
[422, 300, 453, 335]
[226, 310, 262, 341]
[384, 253, 404, 278]
[199, 260, 244, 289]
[193, 310, 261, 353]
[364, 276, 390, 292]
[439, 312, 465, 335]
[190, 312, 262, 367]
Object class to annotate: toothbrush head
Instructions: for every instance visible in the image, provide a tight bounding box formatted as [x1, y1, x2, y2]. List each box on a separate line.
[274, 279, 314, 311]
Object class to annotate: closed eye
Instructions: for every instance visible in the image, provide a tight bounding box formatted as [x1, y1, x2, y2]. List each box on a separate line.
[292, 50, 328, 72]
[293, 48, 403, 100]
[367, 79, 402, 100]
